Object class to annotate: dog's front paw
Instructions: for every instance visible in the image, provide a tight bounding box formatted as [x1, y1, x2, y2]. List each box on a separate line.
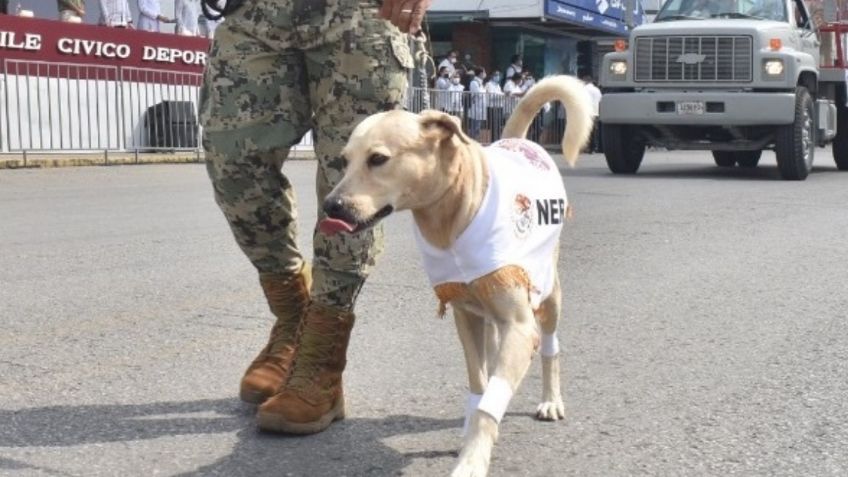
[535, 399, 565, 421]
[450, 459, 489, 477]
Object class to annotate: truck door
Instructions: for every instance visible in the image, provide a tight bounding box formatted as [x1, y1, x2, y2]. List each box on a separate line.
[794, 0, 820, 63]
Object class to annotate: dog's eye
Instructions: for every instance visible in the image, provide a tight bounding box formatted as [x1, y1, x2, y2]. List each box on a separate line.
[367, 153, 390, 168]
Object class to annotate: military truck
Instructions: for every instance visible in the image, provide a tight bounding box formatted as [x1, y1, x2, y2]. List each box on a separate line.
[599, 0, 848, 180]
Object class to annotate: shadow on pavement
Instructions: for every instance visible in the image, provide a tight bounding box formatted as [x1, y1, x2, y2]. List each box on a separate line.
[0, 398, 460, 476]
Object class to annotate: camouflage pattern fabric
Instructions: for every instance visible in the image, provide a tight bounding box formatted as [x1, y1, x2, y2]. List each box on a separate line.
[200, 0, 412, 309]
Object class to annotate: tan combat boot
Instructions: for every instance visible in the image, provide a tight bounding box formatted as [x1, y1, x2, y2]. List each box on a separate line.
[239, 264, 312, 404]
[256, 302, 355, 434]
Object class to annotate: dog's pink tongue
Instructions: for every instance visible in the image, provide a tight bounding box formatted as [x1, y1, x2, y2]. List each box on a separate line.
[319, 218, 356, 235]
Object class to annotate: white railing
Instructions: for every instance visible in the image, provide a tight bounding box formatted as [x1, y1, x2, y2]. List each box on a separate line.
[0, 60, 314, 157]
[2, 60, 121, 151]
[1, 62, 568, 157]
[406, 87, 569, 146]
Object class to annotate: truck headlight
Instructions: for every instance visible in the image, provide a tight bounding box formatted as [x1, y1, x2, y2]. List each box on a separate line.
[763, 60, 784, 76]
[610, 61, 628, 76]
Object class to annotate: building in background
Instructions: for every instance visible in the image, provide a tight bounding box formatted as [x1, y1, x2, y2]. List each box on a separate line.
[425, 0, 646, 84]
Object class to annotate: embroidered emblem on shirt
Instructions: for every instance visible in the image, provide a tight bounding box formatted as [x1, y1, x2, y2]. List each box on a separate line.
[492, 138, 551, 171]
[513, 193, 533, 238]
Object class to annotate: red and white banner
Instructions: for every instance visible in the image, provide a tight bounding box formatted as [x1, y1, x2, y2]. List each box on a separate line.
[0, 14, 211, 75]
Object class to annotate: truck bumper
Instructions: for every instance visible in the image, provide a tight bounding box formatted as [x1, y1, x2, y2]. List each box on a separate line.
[600, 91, 796, 126]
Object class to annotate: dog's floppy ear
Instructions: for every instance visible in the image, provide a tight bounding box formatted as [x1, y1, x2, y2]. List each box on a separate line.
[419, 110, 471, 145]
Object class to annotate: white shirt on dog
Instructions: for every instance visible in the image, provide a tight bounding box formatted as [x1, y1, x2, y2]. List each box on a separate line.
[414, 138, 567, 310]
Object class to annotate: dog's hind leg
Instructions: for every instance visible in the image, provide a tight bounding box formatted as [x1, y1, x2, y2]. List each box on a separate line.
[454, 306, 488, 436]
[451, 289, 538, 477]
[535, 273, 566, 421]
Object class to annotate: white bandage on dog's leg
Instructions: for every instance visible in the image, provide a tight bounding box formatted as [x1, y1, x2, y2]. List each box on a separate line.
[541, 333, 560, 357]
[477, 376, 514, 423]
[463, 393, 483, 436]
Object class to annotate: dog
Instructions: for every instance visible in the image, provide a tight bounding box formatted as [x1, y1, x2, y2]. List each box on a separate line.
[319, 75, 594, 477]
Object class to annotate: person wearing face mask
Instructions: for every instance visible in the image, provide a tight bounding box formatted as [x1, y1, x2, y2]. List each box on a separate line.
[438, 50, 459, 77]
[446, 72, 465, 118]
[434, 66, 451, 112]
[468, 67, 488, 141]
[485, 71, 505, 141]
[522, 68, 537, 90]
[505, 55, 523, 83]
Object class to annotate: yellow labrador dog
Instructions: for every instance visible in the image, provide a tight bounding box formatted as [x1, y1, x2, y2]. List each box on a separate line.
[319, 75, 593, 477]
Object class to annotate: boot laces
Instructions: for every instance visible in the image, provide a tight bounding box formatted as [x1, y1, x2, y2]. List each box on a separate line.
[287, 317, 344, 392]
[259, 277, 308, 357]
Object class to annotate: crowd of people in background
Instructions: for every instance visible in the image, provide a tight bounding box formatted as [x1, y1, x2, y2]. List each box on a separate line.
[0, 0, 222, 38]
[430, 51, 603, 151]
[0, 2, 602, 150]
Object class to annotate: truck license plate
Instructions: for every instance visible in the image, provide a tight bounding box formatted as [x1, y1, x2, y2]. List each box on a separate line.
[676, 101, 705, 115]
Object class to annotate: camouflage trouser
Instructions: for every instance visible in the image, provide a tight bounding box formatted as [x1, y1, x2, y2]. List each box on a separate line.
[200, 0, 412, 309]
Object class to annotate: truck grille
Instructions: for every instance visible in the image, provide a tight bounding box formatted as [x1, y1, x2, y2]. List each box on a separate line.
[634, 36, 753, 82]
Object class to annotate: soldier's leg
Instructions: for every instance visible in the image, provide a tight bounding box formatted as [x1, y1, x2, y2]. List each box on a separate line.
[200, 20, 312, 404]
[257, 3, 412, 434]
[308, 14, 413, 310]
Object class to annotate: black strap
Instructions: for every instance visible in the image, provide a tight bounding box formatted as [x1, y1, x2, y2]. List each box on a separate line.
[201, 0, 244, 21]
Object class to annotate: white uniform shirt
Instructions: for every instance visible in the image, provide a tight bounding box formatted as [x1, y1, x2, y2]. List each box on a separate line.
[447, 82, 464, 114]
[414, 138, 567, 309]
[469, 77, 487, 120]
[505, 63, 522, 80]
[438, 58, 456, 76]
[99, 0, 132, 27]
[197, 0, 225, 38]
[485, 80, 505, 109]
[434, 76, 451, 111]
[175, 0, 199, 35]
[584, 82, 602, 115]
[138, 0, 162, 32]
[503, 79, 522, 115]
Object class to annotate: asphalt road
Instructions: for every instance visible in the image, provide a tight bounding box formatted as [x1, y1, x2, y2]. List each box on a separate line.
[1, 150, 847, 477]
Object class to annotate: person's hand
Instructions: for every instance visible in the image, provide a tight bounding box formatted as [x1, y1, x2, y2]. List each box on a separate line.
[379, 0, 432, 34]
[158, 15, 176, 23]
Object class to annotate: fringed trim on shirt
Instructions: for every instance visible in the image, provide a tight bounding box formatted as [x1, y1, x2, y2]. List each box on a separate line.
[434, 282, 470, 318]
[432, 265, 533, 318]
[474, 265, 532, 301]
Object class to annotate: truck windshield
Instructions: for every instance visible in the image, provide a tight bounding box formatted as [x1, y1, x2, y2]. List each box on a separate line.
[655, 0, 788, 23]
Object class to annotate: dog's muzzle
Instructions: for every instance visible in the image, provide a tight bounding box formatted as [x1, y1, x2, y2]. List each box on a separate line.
[319, 197, 394, 235]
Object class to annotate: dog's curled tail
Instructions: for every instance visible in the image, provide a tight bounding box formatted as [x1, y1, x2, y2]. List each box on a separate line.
[502, 75, 595, 167]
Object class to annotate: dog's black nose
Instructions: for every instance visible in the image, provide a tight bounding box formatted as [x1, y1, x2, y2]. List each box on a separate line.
[323, 196, 345, 219]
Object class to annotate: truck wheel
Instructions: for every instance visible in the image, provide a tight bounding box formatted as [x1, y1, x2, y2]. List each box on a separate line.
[603, 124, 645, 174]
[833, 102, 848, 170]
[735, 151, 762, 168]
[712, 151, 737, 167]
[775, 86, 815, 181]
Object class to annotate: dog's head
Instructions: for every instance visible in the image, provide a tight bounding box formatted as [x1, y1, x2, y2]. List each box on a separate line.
[319, 109, 471, 235]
